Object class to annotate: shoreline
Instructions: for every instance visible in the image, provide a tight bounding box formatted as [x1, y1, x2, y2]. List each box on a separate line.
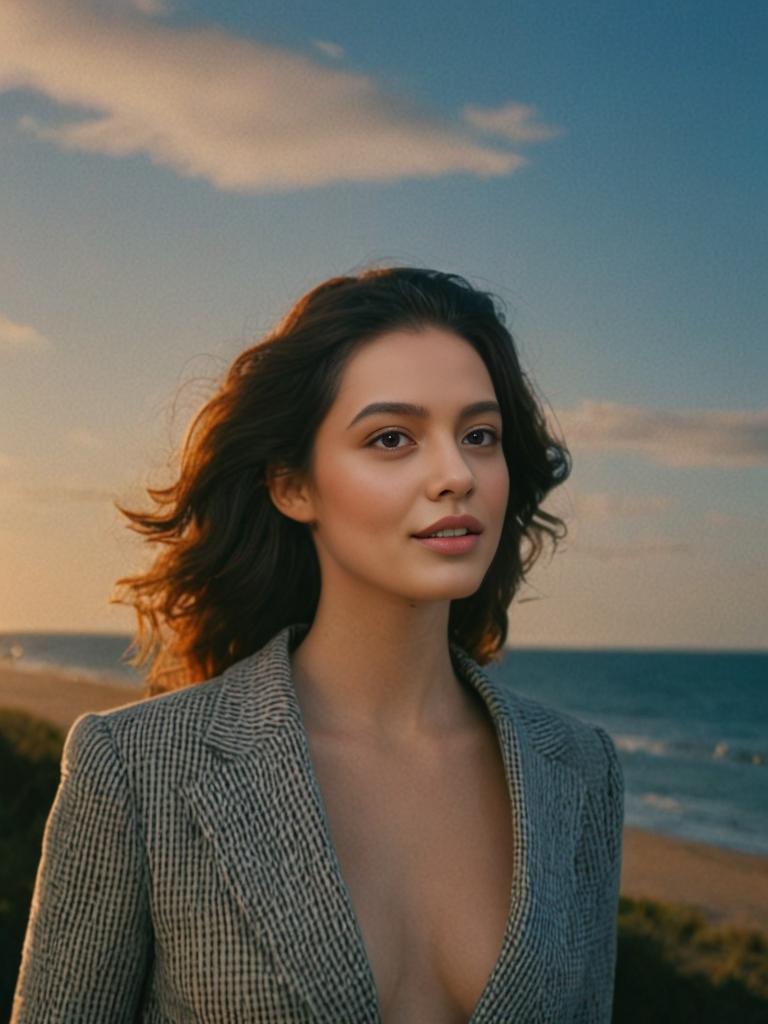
[0, 662, 142, 730]
[620, 825, 768, 934]
[2, 662, 767, 935]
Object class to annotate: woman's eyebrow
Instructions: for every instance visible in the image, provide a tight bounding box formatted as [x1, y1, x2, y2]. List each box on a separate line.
[346, 399, 501, 430]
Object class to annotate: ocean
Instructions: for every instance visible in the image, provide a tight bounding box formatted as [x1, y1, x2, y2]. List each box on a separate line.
[2, 631, 766, 857]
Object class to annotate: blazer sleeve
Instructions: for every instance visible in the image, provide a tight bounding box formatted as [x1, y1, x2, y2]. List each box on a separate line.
[578, 724, 625, 1023]
[11, 712, 152, 1023]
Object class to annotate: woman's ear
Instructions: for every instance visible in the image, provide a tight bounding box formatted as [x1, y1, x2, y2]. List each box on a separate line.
[266, 464, 316, 525]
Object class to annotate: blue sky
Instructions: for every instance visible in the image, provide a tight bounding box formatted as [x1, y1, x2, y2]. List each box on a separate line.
[0, 0, 765, 647]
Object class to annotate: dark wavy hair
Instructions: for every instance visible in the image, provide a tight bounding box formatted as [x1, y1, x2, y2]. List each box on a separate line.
[112, 267, 571, 694]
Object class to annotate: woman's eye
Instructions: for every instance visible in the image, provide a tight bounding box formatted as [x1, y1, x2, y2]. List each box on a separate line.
[464, 428, 500, 446]
[368, 428, 499, 451]
[369, 430, 410, 450]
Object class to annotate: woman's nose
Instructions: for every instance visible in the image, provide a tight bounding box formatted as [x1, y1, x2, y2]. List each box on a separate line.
[425, 441, 476, 497]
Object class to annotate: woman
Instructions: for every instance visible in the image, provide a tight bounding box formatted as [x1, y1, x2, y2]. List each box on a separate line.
[13, 267, 624, 1022]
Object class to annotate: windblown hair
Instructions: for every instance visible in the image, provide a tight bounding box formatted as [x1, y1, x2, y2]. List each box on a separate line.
[113, 267, 571, 694]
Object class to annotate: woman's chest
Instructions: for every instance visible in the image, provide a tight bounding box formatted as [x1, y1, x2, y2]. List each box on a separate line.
[138, 719, 596, 1022]
[306, 727, 516, 1022]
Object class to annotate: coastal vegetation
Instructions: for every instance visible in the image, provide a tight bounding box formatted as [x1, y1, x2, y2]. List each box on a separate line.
[614, 895, 767, 1022]
[0, 707, 766, 1021]
[0, 709, 64, 1015]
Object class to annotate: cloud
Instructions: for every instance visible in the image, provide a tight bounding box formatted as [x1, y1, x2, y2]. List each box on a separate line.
[556, 401, 768, 468]
[462, 101, 560, 142]
[0, 312, 50, 352]
[65, 428, 105, 450]
[0, 0, 543, 192]
[573, 539, 693, 562]
[573, 491, 676, 521]
[131, 0, 172, 15]
[0, 480, 117, 503]
[27, 484, 117, 503]
[312, 39, 344, 60]
[704, 510, 763, 529]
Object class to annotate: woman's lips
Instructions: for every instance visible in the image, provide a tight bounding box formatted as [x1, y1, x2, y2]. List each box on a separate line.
[413, 533, 479, 554]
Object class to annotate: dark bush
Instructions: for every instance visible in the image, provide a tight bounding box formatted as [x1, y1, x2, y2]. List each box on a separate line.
[614, 895, 768, 1022]
[0, 709, 64, 1019]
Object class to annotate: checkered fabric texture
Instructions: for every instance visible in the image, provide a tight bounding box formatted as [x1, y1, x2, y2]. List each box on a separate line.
[12, 622, 624, 1022]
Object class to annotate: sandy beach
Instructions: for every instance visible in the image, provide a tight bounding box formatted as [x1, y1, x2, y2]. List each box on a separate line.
[2, 662, 767, 935]
[0, 662, 142, 731]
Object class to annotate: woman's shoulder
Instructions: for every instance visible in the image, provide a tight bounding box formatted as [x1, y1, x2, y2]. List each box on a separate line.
[60, 626, 301, 779]
[60, 630, 291, 777]
[503, 684, 622, 790]
[86, 669, 226, 729]
[455, 643, 621, 791]
[61, 668, 236, 780]
[501, 687, 625, 862]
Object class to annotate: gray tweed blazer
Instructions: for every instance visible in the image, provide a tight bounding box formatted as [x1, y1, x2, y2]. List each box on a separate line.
[13, 622, 624, 1023]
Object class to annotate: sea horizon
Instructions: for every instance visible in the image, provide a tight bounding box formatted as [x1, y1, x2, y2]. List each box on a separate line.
[2, 630, 766, 859]
[2, 627, 766, 656]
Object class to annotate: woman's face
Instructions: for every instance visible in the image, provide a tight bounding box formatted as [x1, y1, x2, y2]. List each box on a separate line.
[292, 326, 509, 607]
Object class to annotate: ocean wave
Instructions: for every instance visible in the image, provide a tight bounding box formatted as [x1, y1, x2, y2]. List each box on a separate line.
[614, 734, 669, 756]
[641, 792, 682, 812]
[614, 732, 766, 766]
[711, 741, 766, 766]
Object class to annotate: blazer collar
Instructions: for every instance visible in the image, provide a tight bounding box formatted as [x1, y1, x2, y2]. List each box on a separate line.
[199, 621, 518, 758]
[180, 623, 586, 1023]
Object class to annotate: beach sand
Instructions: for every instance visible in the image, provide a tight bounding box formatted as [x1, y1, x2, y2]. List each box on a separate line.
[0, 662, 142, 730]
[2, 662, 767, 935]
[621, 826, 768, 934]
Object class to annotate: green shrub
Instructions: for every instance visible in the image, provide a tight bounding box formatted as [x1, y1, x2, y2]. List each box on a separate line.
[0, 709, 64, 1018]
[614, 895, 768, 1022]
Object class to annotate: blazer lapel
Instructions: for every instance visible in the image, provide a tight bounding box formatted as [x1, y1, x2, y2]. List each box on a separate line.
[181, 624, 587, 1023]
[451, 647, 587, 1020]
[180, 622, 382, 1023]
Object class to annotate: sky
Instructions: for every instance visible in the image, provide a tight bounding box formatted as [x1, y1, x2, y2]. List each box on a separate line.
[0, 0, 766, 649]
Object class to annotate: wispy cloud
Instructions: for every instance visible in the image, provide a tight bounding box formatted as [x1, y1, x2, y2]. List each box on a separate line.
[0, 0, 551, 192]
[312, 39, 344, 60]
[0, 479, 117, 503]
[573, 491, 677, 521]
[462, 101, 560, 142]
[573, 538, 693, 562]
[65, 428, 105, 450]
[0, 312, 50, 352]
[557, 401, 768, 468]
[130, 0, 172, 15]
[22, 484, 117, 503]
[704, 510, 763, 529]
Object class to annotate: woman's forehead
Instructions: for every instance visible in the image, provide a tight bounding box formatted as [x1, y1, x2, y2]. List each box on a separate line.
[334, 326, 496, 409]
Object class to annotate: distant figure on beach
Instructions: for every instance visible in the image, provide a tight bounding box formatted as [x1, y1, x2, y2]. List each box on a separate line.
[13, 267, 624, 1022]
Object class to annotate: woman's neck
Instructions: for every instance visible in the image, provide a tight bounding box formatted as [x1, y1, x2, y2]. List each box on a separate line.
[289, 607, 484, 746]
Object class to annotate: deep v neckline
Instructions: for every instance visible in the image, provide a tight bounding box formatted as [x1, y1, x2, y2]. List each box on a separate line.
[287, 642, 529, 1023]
